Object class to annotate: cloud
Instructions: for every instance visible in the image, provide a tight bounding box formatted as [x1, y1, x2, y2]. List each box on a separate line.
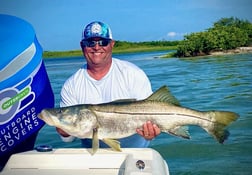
[167, 32, 177, 37]
[165, 32, 188, 40]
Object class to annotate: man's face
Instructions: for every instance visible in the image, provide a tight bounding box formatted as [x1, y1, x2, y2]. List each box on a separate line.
[81, 37, 115, 67]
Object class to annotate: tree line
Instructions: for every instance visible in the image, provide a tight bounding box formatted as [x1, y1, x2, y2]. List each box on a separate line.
[175, 17, 252, 57]
[113, 40, 179, 48]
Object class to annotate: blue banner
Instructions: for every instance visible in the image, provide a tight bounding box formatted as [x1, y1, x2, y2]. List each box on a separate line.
[0, 14, 54, 156]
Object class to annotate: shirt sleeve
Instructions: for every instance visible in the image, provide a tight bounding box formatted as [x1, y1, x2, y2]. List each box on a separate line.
[128, 65, 153, 100]
[60, 78, 78, 107]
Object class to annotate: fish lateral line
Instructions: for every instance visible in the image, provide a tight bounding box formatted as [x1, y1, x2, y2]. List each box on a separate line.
[93, 110, 212, 121]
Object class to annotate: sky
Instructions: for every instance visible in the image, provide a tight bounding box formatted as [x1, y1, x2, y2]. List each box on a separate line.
[1, 0, 252, 51]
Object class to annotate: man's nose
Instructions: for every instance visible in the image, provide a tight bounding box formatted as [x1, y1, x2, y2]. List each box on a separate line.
[94, 42, 100, 49]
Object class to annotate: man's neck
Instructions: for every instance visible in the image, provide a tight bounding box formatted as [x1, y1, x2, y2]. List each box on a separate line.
[87, 61, 112, 80]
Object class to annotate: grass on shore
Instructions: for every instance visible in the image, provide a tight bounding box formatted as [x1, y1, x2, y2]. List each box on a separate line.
[43, 46, 177, 58]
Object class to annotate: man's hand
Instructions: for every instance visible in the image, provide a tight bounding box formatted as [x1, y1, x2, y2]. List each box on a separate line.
[136, 121, 161, 140]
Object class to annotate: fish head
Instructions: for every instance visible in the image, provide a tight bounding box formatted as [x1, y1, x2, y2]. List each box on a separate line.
[38, 105, 98, 138]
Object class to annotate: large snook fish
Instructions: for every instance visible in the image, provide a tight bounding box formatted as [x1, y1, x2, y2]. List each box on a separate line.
[38, 86, 239, 154]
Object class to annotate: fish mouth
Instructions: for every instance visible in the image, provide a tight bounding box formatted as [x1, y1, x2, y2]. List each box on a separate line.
[38, 110, 58, 126]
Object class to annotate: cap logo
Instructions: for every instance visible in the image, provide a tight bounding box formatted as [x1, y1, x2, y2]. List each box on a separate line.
[91, 23, 102, 35]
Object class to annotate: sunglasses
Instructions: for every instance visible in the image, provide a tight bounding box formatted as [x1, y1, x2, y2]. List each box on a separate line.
[81, 39, 111, 47]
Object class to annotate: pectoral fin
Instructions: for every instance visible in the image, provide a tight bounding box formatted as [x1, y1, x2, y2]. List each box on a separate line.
[167, 126, 190, 139]
[102, 138, 121, 152]
[92, 127, 99, 155]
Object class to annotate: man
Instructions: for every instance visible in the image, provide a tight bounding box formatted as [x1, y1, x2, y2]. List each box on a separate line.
[57, 21, 160, 148]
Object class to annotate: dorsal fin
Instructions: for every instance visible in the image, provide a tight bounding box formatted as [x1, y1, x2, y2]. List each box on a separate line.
[145, 85, 180, 106]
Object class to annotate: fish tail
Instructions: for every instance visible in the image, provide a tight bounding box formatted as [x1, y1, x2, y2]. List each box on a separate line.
[204, 111, 239, 143]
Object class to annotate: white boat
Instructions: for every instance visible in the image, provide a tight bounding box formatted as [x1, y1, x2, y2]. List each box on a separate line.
[0, 148, 169, 175]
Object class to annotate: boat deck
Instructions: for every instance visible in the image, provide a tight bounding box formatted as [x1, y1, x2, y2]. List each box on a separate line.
[0, 148, 169, 175]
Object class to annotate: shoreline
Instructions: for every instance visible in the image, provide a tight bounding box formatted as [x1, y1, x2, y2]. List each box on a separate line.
[43, 46, 252, 59]
[209, 47, 252, 56]
[43, 46, 176, 58]
[160, 46, 252, 58]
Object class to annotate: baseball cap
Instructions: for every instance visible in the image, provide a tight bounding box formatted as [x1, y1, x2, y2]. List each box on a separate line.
[82, 21, 113, 41]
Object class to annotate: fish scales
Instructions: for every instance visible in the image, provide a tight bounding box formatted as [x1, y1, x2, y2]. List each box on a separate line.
[90, 101, 215, 139]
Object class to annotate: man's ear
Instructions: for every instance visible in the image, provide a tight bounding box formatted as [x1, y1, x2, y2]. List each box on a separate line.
[111, 40, 115, 47]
